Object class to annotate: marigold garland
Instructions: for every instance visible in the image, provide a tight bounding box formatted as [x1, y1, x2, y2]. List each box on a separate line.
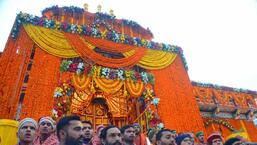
[71, 73, 91, 91]
[23, 24, 179, 70]
[10, 12, 188, 70]
[23, 24, 78, 58]
[123, 49, 177, 70]
[64, 33, 146, 68]
[204, 119, 237, 132]
[83, 36, 135, 53]
[94, 78, 124, 94]
[125, 79, 144, 97]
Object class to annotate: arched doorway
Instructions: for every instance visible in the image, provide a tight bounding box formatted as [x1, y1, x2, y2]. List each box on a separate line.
[81, 98, 109, 129]
[80, 96, 128, 129]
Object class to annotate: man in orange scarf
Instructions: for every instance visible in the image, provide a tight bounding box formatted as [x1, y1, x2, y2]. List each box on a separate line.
[34, 116, 59, 145]
[133, 123, 147, 145]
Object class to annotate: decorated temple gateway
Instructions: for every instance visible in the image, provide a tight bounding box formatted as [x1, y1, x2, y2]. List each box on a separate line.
[0, 4, 257, 143]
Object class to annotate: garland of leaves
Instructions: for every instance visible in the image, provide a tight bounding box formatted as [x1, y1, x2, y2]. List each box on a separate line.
[192, 81, 257, 95]
[60, 58, 155, 85]
[10, 12, 188, 70]
[204, 119, 237, 132]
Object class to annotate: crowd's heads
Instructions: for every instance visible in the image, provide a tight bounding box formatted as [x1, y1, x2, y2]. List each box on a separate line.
[196, 131, 205, 142]
[82, 120, 93, 143]
[121, 125, 135, 143]
[207, 133, 223, 145]
[17, 118, 38, 144]
[147, 128, 158, 143]
[57, 115, 84, 145]
[96, 124, 105, 136]
[100, 125, 122, 145]
[38, 116, 56, 135]
[133, 123, 140, 135]
[175, 134, 193, 145]
[224, 137, 241, 145]
[156, 129, 176, 145]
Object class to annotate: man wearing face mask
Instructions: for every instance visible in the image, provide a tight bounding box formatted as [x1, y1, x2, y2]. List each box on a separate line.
[16, 118, 38, 145]
[100, 125, 122, 145]
[57, 115, 84, 145]
[34, 116, 59, 145]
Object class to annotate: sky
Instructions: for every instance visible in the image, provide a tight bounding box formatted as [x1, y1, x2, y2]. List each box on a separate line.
[0, 0, 257, 91]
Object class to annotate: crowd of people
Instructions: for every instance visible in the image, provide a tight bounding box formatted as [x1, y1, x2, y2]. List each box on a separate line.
[16, 115, 253, 145]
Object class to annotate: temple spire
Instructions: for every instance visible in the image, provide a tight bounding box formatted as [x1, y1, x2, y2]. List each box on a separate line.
[84, 3, 88, 11]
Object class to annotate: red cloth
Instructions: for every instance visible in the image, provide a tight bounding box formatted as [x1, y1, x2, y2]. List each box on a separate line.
[34, 134, 59, 145]
[92, 135, 101, 145]
[134, 133, 147, 145]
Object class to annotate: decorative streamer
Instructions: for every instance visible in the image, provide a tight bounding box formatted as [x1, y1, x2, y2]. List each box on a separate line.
[64, 33, 146, 68]
[125, 79, 144, 98]
[94, 78, 123, 94]
[124, 49, 177, 70]
[71, 73, 91, 91]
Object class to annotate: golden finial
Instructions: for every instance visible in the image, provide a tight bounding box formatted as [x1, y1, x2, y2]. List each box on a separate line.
[83, 3, 88, 11]
[109, 9, 114, 16]
[97, 5, 102, 12]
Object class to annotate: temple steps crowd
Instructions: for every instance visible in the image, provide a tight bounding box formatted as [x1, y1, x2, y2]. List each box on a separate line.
[14, 115, 257, 145]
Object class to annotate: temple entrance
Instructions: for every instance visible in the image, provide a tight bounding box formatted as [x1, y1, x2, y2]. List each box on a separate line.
[82, 103, 109, 129]
[80, 98, 109, 129]
[80, 97, 128, 129]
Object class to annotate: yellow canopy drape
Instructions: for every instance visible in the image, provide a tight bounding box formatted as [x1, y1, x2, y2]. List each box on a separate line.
[123, 49, 177, 70]
[24, 24, 177, 70]
[23, 24, 79, 58]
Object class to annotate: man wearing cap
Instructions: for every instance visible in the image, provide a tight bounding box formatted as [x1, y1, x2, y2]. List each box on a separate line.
[133, 123, 147, 145]
[196, 131, 207, 145]
[16, 118, 38, 145]
[175, 134, 193, 145]
[34, 116, 59, 145]
[207, 133, 223, 145]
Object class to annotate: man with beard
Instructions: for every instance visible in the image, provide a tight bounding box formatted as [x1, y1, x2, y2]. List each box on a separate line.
[82, 121, 94, 145]
[16, 118, 38, 145]
[207, 133, 223, 145]
[100, 125, 122, 145]
[156, 129, 176, 145]
[57, 115, 84, 145]
[121, 125, 136, 145]
[133, 123, 147, 145]
[195, 132, 207, 145]
[34, 116, 59, 145]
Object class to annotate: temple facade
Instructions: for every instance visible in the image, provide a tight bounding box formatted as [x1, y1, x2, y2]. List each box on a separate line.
[0, 5, 256, 141]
